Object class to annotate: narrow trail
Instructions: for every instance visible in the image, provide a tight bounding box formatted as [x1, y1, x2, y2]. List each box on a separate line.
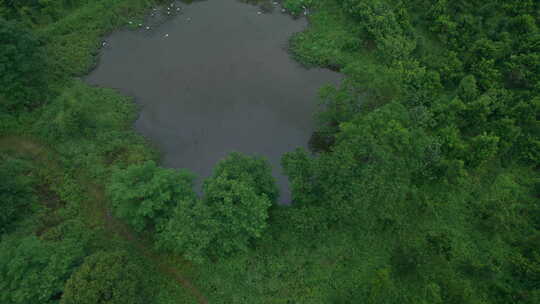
[0, 135, 209, 304]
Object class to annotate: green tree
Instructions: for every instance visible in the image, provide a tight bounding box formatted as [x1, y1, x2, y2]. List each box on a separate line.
[202, 176, 272, 256]
[0, 18, 47, 113]
[0, 156, 36, 234]
[366, 268, 400, 304]
[284, 102, 437, 225]
[60, 250, 148, 304]
[457, 75, 480, 102]
[107, 160, 196, 232]
[281, 148, 320, 206]
[155, 198, 214, 263]
[210, 152, 279, 203]
[157, 153, 274, 262]
[0, 0, 42, 20]
[0, 236, 85, 304]
[466, 132, 499, 167]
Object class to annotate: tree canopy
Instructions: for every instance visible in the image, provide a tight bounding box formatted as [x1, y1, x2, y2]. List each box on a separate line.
[0, 18, 47, 113]
[0, 236, 85, 304]
[60, 250, 149, 304]
[107, 160, 196, 232]
[1, 0, 539, 303]
[0, 156, 37, 234]
[156, 152, 274, 262]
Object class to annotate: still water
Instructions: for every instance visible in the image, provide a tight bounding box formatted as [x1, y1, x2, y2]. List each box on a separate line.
[86, 0, 340, 203]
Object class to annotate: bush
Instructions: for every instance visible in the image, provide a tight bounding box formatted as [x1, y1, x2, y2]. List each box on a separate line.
[0, 156, 37, 234]
[107, 161, 196, 232]
[61, 250, 149, 304]
[0, 18, 47, 113]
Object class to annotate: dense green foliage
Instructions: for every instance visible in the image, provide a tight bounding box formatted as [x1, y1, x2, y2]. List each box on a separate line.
[0, 18, 47, 112]
[156, 153, 275, 262]
[0, 235, 86, 304]
[60, 250, 149, 304]
[209, 152, 279, 203]
[0, 0, 82, 23]
[107, 161, 196, 232]
[0, 155, 37, 234]
[278, 0, 540, 302]
[1, 0, 538, 303]
[0, 1, 194, 303]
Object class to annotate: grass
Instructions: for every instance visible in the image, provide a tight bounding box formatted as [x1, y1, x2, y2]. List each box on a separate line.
[1, 1, 204, 301]
[0, 135, 201, 303]
[288, 0, 366, 69]
[40, 0, 157, 80]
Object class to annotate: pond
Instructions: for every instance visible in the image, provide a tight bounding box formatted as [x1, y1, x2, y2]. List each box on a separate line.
[86, 0, 341, 203]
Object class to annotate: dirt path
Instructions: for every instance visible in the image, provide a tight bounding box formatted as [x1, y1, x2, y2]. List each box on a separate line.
[0, 135, 208, 304]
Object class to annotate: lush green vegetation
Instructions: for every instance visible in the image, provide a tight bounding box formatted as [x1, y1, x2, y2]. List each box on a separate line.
[0, 18, 47, 112]
[60, 250, 151, 304]
[0, 155, 37, 234]
[156, 152, 277, 263]
[1, 0, 539, 303]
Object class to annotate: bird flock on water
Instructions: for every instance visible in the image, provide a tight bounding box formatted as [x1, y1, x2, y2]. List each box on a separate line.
[102, 1, 309, 46]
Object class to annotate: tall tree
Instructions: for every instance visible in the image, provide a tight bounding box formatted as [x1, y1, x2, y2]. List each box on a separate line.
[0, 236, 85, 304]
[60, 250, 148, 304]
[210, 152, 279, 203]
[107, 161, 196, 232]
[157, 152, 274, 262]
[0, 18, 47, 113]
[0, 156, 36, 234]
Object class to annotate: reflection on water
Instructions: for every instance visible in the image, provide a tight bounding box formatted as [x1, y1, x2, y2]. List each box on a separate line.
[86, 0, 340, 203]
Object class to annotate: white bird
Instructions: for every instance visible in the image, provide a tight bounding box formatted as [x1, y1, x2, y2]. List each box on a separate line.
[164, 34, 169, 37]
[138, 23, 142, 27]
[128, 21, 133, 24]
[146, 26, 150, 30]
[176, 7, 180, 11]
[257, 11, 262, 15]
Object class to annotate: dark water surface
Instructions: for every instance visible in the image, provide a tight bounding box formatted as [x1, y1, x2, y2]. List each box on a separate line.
[86, 0, 340, 203]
